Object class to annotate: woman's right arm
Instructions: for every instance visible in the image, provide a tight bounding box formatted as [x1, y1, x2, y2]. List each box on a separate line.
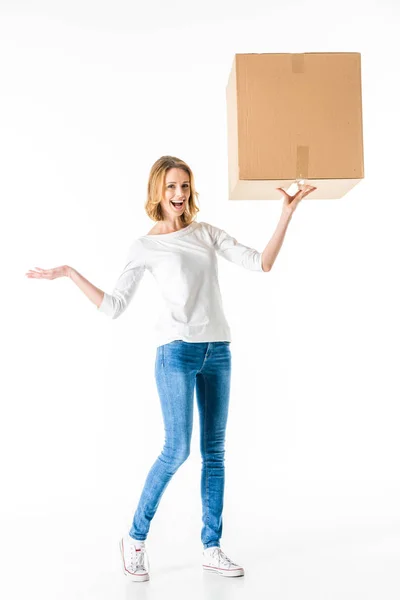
[68, 267, 105, 309]
[25, 265, 105, 308]
[25, 239, 146, 318]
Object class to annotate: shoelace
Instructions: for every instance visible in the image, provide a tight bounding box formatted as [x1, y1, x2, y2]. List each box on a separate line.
[129, 546, 149, 573]
[209, 547, 237, 568]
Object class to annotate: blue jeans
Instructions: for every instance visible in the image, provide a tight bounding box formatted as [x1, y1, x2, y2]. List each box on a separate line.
[129, 340, 232, 549]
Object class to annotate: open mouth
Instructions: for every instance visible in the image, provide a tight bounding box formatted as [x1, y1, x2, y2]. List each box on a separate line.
[170, 201, 184, 209]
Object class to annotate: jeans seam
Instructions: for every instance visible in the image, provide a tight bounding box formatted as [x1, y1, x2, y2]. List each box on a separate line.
[204, 376, 209, 535]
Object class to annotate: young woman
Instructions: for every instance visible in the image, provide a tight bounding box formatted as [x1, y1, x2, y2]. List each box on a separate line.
[25, 155, 316, 582]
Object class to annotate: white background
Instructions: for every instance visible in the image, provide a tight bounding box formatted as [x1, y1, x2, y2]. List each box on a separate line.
[1, 0, 400, 598]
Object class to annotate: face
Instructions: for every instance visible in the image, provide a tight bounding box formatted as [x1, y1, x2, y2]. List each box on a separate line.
[159, 167, 191, 219]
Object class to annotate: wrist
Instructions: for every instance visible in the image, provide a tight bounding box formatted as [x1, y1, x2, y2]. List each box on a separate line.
[281, 210, 293, 221]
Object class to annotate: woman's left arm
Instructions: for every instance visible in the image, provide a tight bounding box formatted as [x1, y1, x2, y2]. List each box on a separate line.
[261, 184, 317, 271]
[261, 211, 293, 272]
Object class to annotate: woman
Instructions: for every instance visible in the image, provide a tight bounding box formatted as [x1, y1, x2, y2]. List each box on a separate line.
[25, 155, 316, 582]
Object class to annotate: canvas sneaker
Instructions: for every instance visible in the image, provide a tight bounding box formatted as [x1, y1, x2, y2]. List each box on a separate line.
[203, 546, 245, 577]
[119, 534, 150, 582]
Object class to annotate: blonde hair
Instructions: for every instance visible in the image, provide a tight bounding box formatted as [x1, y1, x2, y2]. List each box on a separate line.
[144, 155, 200, 224]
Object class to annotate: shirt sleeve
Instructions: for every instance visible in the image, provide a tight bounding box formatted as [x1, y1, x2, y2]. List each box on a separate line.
[97, 239, 146, 319]
[204, 222, 264, 271]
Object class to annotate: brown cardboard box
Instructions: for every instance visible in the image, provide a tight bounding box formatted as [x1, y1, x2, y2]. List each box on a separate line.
[226, 53, 364, 200]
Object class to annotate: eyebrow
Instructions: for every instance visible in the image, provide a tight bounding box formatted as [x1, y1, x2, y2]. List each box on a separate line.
[166, 181, 190, 184]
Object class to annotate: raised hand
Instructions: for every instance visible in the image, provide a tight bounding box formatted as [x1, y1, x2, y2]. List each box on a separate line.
[276, 184, 317, 216]
[25, 265, 70, 280]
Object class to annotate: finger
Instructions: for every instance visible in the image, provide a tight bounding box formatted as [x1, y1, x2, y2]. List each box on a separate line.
[276, 187, 290, 198]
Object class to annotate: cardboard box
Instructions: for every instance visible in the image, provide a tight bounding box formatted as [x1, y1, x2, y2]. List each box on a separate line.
[226, 53, 364, 200]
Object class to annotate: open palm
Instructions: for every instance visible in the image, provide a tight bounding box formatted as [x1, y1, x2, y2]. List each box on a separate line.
[277, 184, 317, 214]
[25, 266, 69, 280]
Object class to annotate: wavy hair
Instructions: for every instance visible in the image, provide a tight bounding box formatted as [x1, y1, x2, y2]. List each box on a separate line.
[144, 155, 200, 224]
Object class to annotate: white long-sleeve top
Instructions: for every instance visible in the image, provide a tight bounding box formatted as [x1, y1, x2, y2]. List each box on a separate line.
[97, 220, 264, 347]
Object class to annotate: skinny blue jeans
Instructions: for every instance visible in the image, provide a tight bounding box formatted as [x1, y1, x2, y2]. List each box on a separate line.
[129, 340, 232, 549]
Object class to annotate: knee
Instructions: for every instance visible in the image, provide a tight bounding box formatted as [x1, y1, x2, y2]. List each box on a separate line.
[174, 448, 190, 468]
[201, 447, 225, 465]
[160, 445, 190, 472]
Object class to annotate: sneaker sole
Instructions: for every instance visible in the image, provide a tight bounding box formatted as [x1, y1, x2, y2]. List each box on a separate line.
[203, 565, 245, 577]
[119, 538, 150, 582]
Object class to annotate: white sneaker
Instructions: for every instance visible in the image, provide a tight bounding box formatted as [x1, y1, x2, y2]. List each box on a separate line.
[119, 534, 150, 582]
[203, 546, 245, 577]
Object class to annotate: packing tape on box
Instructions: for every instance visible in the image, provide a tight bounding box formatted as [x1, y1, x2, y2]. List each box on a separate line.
[291, 54, 305, 73]
[292, 55, 308, 179]
[296, 146, 309, 179]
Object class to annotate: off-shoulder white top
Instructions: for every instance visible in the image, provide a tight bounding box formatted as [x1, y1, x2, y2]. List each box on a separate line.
[98, 220, 264, 347]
